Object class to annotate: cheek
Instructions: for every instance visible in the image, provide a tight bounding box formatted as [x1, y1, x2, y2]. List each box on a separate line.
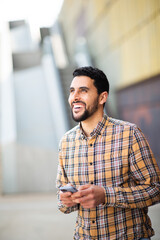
[68, 95, 72, 105]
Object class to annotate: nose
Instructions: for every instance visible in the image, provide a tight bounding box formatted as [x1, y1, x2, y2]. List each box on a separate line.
[73, 91, 80, 101]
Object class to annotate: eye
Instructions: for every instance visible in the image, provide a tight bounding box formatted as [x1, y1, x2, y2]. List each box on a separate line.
[81, 88, 88, 93]
[69, 88, 74, 94]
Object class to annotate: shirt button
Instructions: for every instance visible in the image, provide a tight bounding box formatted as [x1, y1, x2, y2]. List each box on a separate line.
[91, 181, 94, 184]
[90, 162, 93, 165]
[90, 143, 93, 147]
[92, 220, 95, 224]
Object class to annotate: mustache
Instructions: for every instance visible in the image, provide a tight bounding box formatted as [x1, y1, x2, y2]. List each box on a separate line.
[71, 101, 86, 107]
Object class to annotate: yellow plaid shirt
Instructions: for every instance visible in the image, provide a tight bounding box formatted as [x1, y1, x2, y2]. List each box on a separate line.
[56, 115, 160, 240]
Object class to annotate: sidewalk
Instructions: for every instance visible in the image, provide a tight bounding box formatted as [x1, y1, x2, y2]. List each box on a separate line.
[0, 194, 76, 240]
[0, 193, 159, 240]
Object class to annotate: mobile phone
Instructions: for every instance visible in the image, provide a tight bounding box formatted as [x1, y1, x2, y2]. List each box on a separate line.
[60, 185, 78, 193]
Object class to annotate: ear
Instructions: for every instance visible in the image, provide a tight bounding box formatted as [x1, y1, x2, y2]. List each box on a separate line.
[99, 91, 108, 105]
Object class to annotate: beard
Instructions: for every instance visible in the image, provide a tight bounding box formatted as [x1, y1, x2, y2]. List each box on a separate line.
[71, 108, 90, 122]
[71, 98, 99, 122]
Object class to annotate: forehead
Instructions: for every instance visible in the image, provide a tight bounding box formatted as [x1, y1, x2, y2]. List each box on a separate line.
[70, 76, 95, 88]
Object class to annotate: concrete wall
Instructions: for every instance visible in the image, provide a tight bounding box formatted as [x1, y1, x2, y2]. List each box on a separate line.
[14, 66, 57, 149]
[2, 142, 58, 193]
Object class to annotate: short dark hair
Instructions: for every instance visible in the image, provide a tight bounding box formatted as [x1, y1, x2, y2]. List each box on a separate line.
[73, 66, 109, 95]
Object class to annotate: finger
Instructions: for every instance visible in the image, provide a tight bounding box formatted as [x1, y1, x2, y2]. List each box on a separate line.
[62, 199, 74, 205]
[60, 191, 72, 197]
[71, 189, 89, 200]
[72, 185, 92, 200]
[73, 193, 92, 204]
[78, 184, 91, 191]
[79, 187, 93, 197]
[62, 200, 77, 207]
[61, 196, 75, 205]
[71, 191, 82, 199]
[71, 186, 88, 199]
[60, 192, 72, 201]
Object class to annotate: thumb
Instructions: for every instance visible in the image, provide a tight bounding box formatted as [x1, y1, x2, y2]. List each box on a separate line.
[78, 184, 91, 191]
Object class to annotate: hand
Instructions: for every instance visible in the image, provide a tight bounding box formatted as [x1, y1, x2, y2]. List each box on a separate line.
[71, 184, 105, 208]
[60, 191, 78, 207]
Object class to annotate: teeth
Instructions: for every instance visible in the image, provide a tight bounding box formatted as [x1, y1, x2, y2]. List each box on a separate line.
[74, 105, 82, 108]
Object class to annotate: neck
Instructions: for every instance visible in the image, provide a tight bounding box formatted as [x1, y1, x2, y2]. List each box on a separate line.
[81, 110, 104, 137]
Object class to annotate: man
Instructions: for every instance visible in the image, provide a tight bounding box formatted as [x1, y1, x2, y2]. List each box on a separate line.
[56, 66, 160, 240]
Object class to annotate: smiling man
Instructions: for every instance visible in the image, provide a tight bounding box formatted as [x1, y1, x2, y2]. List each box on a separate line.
[56, 66, 160, 240]
[69, 74, 107, 136]
[69, 78, 99, 123]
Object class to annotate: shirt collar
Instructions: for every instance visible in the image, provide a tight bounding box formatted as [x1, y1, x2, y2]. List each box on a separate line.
[79, 114, 108, 139]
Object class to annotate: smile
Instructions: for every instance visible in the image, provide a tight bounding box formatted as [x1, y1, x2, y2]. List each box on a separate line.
[73, 104, 83, 109]
[72, 102, 85, 109]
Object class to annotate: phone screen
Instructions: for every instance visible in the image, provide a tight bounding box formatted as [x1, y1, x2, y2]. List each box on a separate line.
[60, 186, 78, 193]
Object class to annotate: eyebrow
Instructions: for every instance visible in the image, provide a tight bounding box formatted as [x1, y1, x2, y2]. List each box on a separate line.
[70, 86, 90, 90]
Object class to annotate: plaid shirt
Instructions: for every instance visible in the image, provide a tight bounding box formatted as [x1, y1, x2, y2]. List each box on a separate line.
[56, 115, 160, 240]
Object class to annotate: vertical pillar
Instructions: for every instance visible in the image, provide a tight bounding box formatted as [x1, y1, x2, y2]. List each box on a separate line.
[0, 23, 17, 194]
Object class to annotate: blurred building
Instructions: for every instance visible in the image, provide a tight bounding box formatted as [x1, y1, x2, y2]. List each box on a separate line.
[0, 0, 160, 195]
[57, 0, 160, 167]
[0, 20, 70, 194]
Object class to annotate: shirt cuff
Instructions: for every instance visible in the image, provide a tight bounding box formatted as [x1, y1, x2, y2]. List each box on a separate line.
[103, 186, 116, 206]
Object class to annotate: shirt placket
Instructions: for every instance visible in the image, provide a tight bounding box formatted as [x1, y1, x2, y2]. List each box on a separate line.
[88, 138, 95, 185]
[88, 137, 97, 238]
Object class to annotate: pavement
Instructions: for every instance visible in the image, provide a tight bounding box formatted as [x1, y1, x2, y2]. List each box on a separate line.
[0, 193, 159, 240]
